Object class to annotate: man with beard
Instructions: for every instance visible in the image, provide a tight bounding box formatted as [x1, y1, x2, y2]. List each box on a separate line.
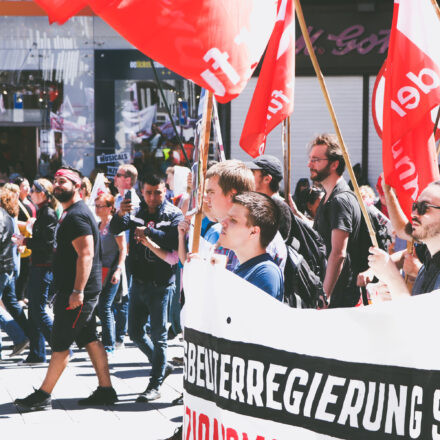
[15, 166, 117, 412]
[308, 134, 363, 307]
[369, 181, 440, 297]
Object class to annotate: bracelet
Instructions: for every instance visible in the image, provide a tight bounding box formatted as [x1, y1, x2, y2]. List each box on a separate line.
[72, 289, 84, 294]
[116, 265, 122, 270]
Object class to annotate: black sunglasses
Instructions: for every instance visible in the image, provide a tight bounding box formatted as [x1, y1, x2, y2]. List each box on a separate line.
[31, 180, 50, 198]
[412, 200, 440, 215]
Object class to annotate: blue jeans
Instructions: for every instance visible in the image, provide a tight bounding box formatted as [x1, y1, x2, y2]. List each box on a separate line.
[98, 276, 120, 351]
[0, 271, 43, 361]
[128, 278, 172, 389]
[27, 267, 54, 362]
[0, 306, 27, 354]
[168, 268, 182, 335]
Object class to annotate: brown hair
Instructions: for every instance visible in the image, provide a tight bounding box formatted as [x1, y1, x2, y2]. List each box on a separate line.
[206, 160, 255, 195]
[80, 177, 92, 198]
[96, 193, 115, 213]
[0, 184, 19, 217]
[309, 133, 345, 176]
[232, 191, 279, 248]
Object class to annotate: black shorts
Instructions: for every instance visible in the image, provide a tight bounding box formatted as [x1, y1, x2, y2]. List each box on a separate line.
[51, 291, 100, 352]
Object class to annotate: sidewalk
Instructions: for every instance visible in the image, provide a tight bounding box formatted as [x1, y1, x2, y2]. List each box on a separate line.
[0, 333, 184, 439]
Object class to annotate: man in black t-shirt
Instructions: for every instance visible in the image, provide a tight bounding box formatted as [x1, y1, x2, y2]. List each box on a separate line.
[15, 167, 117, 412]
[309, 134, 364, 308]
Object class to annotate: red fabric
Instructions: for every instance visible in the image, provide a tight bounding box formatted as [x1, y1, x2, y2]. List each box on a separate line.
[382, 0, 440, 220]
[240, 0, 295, 157]
[54, 169, 82, 185]
[33, 0, 86, 24]
[87, 0, 277, 103]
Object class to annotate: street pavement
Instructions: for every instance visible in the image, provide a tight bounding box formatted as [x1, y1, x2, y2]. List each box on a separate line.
[0, 332, 184, 439]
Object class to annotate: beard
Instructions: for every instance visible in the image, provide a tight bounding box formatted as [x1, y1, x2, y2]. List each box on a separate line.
[310, 163, 332, 182]
[54, 187, 75, 203]
[406, 218, 440, 241]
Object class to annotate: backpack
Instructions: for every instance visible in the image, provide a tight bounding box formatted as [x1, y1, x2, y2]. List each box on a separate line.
[283, 244, 327, 309]
[287, 212, 327, 281]
[343, 191, 393, 273]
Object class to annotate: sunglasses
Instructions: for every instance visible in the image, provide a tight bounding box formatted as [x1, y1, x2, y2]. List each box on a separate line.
[31, 180, 50, 198]
[95, 204, 110, 208]
[412, 200, 440, 215]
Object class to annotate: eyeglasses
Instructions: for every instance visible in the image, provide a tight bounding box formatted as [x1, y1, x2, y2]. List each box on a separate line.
[308, 157, 329, 164]
[116, 173, 126, 178]
[412, 200, 440, 215]
[95, 204, 110, 208]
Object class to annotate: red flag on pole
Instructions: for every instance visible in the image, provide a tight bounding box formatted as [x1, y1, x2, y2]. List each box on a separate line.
[382, 0, 440, 219]
[239, 0, 295, 158]
[34, 1, 278, 103]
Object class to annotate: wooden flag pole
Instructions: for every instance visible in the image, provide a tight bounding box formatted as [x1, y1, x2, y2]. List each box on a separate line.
[284, 117, 292, 199]
[191, 91, 214, 254]
[431, 0, 440, 20]
[282, 119, 291, 199]
[434, 106, 440, 156]
[294, 0, 378, 247]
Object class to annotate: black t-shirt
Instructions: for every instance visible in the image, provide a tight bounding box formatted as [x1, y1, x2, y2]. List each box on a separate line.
[314, 179, 362, 305]
[53, 200, 101, 294]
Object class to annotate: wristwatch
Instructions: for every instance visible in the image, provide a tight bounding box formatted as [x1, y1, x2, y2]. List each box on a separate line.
[72, 289, 84, 295]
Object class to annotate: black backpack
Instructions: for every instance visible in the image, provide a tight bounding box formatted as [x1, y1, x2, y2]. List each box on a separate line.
[343, 191, 393, 273]
[283, 244, 328, 309]
[287, 212, 327, 282]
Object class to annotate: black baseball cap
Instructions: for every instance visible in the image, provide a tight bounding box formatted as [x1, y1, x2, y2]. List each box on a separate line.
[245, 155, 283, 180]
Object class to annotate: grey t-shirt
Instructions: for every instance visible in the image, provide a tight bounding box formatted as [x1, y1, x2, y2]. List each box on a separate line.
[100, 222, 122, 269]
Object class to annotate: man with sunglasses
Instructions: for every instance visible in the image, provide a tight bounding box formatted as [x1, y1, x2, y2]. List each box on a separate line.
[369, 181, 440, 297]
[308, 133, 364, 308]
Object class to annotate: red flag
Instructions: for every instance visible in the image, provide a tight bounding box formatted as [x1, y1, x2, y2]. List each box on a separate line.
[33, 0, 86, 24]
[382, 0, 440, 219]
[88, 0, 278, 103]
[239, 0, 295, 158]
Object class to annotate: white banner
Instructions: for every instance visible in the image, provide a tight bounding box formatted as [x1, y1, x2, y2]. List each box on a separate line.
[182, 259, 440, 440]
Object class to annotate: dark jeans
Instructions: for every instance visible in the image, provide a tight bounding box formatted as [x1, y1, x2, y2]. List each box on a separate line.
[27, 266, 54, 362]
[0, 271, 43, 361]
[128, 278, 172, 389]
[98, 277, 120, 351]
[15, 256, 30, 301]
[168, 268, 182, 335]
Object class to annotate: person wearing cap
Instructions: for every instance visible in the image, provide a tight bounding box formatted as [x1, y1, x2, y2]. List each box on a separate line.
[245, 154, 292, 241]
[15, 166, 117, 412]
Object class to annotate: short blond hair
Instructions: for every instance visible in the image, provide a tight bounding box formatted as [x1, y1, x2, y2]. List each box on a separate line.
[206, 160, 255, 195]
[118, 164, 138, 186]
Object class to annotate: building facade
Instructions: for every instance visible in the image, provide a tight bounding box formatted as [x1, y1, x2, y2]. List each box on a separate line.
[0, 1, 395, 191]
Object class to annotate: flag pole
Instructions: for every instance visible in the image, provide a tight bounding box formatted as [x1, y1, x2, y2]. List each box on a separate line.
[431, 0, 440, 20]
[282, 118, 292, 199]
[434, 106, 440, 156]
[191, 91, 214, 253]
[293, 0, 378, 247]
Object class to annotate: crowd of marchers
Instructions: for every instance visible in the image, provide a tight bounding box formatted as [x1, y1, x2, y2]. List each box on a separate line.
[0, 133, 438, 440]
